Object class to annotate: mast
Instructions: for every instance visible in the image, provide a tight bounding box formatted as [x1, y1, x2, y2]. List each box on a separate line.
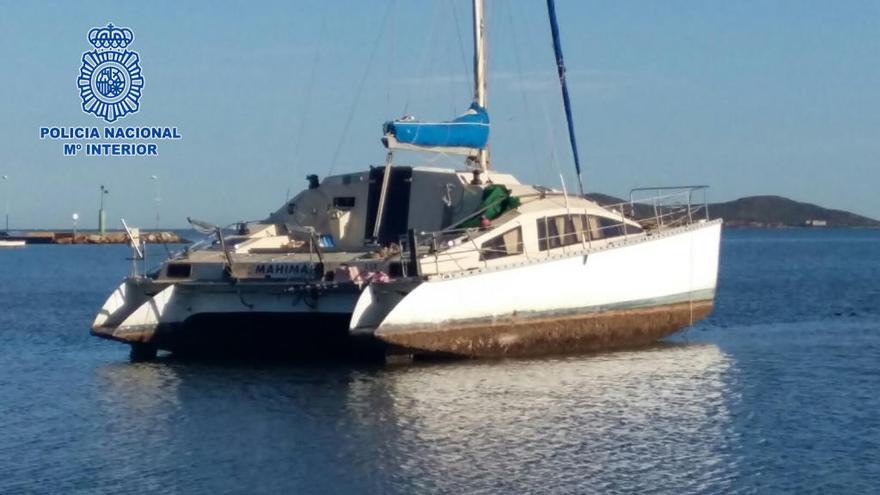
[546, 0, 585, 196]
[472, 0, 489, 170]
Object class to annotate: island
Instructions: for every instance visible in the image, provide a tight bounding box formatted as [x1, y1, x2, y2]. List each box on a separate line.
[706, 196, 879, 228]
[587, 194, 880, 228]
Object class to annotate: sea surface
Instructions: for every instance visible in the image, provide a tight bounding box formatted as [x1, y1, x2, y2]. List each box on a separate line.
[1, 229, 878, 494]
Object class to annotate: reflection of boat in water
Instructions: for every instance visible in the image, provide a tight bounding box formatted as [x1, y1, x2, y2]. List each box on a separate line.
[88, 344, 739, 492]
[344, 343, 739, 492]
[91, 0, 721, 361]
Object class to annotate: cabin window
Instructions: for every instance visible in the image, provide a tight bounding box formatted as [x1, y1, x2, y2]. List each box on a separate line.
[589, 215, 642, 239]
[572, 215, 589, 241]
[557, 216, 578, 246]
[537, 214, 642, 247]
[166, 263, 191, 278]
[537, 215, 582, 251]
[481, 227, 523, 261]
[625, 222, 643, 235]
[333, 196, 356, 209]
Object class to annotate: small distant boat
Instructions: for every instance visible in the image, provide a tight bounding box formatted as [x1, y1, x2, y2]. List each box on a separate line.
[0, 239, 26, 248]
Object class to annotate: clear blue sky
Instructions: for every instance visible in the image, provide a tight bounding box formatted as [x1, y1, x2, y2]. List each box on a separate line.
[1, 0, 878, 229]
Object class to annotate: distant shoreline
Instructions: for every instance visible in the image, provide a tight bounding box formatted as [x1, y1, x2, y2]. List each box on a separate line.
[587, 193, 880, 229]
[4, 194, 879, 238]
[0, 230, 190, 245]
[721, 224, 880, 229]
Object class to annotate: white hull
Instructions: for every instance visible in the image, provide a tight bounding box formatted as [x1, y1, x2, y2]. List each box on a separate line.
[93, 220, 720, 357]
[92, 282, 360, 346]
[92, 280, 367, 357]
[0, 240, 26, 247]
[355, 220, 722, 356]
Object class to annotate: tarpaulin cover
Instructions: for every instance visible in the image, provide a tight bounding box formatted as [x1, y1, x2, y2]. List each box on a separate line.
[461, 185, 521, 228]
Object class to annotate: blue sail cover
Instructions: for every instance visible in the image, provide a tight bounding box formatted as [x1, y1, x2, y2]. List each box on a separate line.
[382, 103, 489, 156]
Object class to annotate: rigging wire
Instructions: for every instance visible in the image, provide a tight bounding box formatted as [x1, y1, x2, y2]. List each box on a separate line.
[450, 0, 472, 103]
[540, 98, 566, 189]
[403, 0, 445, 117]
[438, 9, 456, 116]
[328, 1, 395, 175]
[546, 0, 585, 197]
[503, 1, 541, 175]
[291, 10, 326, 181]
[504, 0, 557, 186]
[386, 0, 396, 112]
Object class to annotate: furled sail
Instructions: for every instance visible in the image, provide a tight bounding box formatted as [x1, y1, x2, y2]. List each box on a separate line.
[382, 103, 489, 156]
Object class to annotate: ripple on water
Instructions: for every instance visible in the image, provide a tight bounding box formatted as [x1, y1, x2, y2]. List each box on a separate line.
[1, 231, 880, 494]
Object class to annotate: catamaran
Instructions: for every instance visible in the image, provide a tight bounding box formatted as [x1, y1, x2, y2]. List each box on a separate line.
[92, 0, 721, 360]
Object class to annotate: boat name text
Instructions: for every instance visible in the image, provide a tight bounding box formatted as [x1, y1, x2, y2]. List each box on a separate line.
[252, 263, 318, 279]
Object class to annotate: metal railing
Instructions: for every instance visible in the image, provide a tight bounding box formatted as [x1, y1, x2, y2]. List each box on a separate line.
[398, 186, 711, 278]
[621, 185, 709, 230]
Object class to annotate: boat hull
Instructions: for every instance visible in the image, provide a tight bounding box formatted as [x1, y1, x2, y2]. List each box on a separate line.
[365, 220, 722, 357]
[375, 297, 713, 358]
[91, 283, 372, 358]
[146, 312, 377, 359]
[92, 220, 721, 359]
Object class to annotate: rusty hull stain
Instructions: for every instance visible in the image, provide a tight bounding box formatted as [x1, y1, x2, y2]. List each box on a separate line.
[90, 325, 156, 345]
[375, 301, 714, 357]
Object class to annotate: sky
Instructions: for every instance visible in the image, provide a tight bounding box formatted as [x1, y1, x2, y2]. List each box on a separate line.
[0, 0, 878, 229]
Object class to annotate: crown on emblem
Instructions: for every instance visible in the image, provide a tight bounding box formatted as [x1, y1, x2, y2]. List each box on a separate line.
[88, 24, 134, 49]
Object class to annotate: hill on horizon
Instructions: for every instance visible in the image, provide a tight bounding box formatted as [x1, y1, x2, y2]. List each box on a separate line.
[708, 195, 880, 227]
[586, 193, 880, 228]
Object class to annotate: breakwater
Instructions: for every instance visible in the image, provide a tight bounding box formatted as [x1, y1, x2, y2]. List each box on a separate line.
[1, 231, 189, 245]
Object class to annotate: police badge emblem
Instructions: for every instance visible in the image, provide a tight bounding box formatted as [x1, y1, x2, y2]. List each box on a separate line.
[77, 24, 144, 122]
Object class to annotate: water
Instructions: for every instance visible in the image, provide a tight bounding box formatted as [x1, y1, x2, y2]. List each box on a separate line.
[1, 229, 878, 494]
